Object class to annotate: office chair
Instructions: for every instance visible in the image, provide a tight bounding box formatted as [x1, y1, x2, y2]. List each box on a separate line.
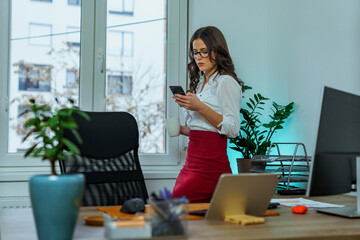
[60, 111, 149, 206]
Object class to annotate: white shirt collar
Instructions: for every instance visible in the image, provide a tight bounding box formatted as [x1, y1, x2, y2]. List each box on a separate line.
[199, 71, 218, 85]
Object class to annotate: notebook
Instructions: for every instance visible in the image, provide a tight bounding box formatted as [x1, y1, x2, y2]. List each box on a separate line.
[205, 173, 280, 220]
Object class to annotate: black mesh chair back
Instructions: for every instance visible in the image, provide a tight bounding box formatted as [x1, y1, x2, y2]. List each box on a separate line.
[60, 111, 148, 206]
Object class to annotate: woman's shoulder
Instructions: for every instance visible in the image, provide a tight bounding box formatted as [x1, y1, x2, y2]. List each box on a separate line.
[216, 74, 241, 88]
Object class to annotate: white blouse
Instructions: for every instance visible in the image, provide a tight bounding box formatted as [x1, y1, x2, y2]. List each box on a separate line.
[183, 73, 242, 138]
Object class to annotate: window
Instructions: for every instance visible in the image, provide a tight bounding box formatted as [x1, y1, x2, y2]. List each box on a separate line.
[66, 26, 81, 47]
[0, 0, 188, 177]
[123, 32, 133, 56]
[108, 0, 133, 16]
[68, 0, 81, 6]
[7, 0, 81, 154]
[107, 30, 133, 56]
[105, 0, 166, 153]
[29, 23, 52, 46]
[66, 69, 78, 88]
[107, 72, 132, 95]
[18, 63, 52, 92]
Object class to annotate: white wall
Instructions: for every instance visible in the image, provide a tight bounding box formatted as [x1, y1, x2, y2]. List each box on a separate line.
[189, 0, 360, 161]
[268, 0, 360, 155]
[189, 0, 269, 96]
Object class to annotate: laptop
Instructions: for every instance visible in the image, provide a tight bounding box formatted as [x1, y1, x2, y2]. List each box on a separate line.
[205, 173, 280, 220]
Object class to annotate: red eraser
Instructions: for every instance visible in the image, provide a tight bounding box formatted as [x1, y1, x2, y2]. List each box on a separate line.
[292, 205, 308, 214]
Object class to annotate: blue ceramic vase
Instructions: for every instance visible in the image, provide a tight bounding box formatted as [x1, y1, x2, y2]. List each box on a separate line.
[29, 174, 85, 240]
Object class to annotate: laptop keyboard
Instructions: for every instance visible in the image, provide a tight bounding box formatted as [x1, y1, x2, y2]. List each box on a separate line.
[277, 188, 306, 195]
[188, 209, 207, 216]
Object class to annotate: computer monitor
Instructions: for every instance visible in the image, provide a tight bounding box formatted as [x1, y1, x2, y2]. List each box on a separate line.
[306, 86, 360, 218]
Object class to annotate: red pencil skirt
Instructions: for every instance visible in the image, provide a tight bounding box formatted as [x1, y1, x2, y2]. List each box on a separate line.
[172, 130, 232, 203]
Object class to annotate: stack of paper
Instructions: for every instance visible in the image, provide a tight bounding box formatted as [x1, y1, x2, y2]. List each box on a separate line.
[271, 198, 345, 209]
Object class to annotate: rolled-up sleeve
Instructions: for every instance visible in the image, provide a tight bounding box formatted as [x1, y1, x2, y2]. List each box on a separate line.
[216, 77, 242, 138]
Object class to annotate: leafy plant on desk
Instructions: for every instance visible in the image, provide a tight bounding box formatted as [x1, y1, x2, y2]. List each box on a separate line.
[229, 87, 294, 159]
[22, 98, 90, 175]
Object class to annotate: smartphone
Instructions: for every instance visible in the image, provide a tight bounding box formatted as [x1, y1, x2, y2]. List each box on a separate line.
[169, 86, 186, 95]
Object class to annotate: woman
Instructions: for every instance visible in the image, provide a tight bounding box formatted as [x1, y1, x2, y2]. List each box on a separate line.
[172, 26, 244, 203]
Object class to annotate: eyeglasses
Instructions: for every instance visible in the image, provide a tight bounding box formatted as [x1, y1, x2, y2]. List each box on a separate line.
[190, 49, 209, 58]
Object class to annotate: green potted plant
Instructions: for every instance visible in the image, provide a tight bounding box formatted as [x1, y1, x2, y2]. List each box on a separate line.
[229, 88, 294, 173]
[23, 98, 89, 240]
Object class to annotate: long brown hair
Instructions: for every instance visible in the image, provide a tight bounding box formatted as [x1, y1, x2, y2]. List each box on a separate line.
[188, 26, 244, 93]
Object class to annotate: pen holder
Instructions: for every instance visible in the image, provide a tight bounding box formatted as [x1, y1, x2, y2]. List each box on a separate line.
[149, 198, 189, 238]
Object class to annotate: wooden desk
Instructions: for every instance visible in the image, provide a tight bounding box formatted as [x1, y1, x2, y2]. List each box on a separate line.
[183, 195, 360, 240]
[1, 195, 360, 239]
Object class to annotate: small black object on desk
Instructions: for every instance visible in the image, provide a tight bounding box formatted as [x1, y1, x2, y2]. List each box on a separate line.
[268, 202, 280, 209]
[120, 198, 145, 214]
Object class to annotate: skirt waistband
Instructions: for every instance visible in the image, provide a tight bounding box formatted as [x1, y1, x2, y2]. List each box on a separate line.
[185, 130, 229, 173]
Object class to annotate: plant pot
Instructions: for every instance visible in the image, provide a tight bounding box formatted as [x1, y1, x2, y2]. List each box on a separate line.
[250, 161, 267, 173]
[236, 158, 252, 173]
[29, 174, 85, 240]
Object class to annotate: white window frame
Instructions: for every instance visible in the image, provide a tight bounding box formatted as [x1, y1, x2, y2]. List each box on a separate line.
[0, 0, 188, 180]
[92, 0, 188, 167]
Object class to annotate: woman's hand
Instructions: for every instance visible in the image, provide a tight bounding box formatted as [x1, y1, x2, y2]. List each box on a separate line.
[173, 92, 223, 131]
[173, 93, 204, 111]
[180, 126, 190, 136]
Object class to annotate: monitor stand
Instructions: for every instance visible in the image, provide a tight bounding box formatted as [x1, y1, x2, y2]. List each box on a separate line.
[317, 156, 360, 218]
